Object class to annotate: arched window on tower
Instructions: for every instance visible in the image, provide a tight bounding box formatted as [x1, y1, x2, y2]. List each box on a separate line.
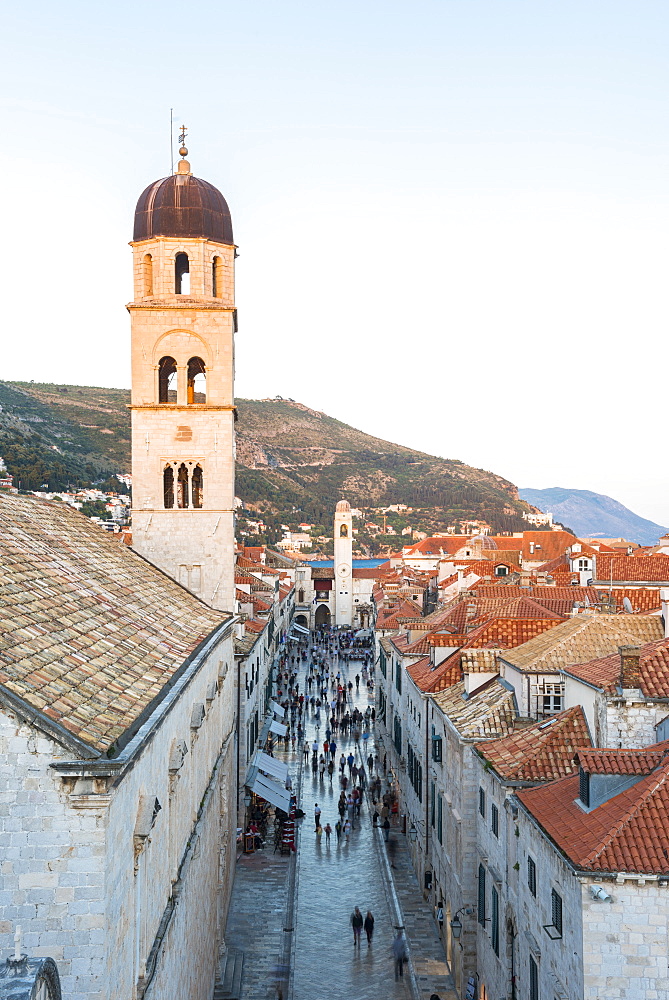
[340, 524, 348, 537]
[158, 357, 177, 403]
[177, 464, 189, 508]
[175, 252, 190, 294]
[163, 465, 175, 508]
[187, 357, 206, 404]
[192, 464, 203, 508]
[143, 253, 153, 296]
[298, 588, 305, 603]
[212, 256, 223, 298]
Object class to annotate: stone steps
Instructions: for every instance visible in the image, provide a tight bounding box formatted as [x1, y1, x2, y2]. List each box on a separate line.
[213, 948, 244, 1000]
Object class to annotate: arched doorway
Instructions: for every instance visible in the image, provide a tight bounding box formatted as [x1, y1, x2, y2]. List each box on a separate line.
[294, 614, 308, 628]
[315, 605, 331, 627]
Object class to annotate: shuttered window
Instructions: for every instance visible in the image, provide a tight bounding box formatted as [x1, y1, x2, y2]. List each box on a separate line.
[528, 856, 537, 897]
[491, 803, 499, 837]
[551, 889, 563, 937]
[477, 865, 486, 926]
[529, 955, 539, 1000]
[491, 885, 499, 955]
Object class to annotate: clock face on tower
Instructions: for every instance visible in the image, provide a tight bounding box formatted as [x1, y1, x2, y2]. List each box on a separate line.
[338, 564, 350, 577]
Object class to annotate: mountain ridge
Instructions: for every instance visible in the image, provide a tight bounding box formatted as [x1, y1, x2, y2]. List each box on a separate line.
[519, 486, 667, 547]
[0, 380, 537, 536]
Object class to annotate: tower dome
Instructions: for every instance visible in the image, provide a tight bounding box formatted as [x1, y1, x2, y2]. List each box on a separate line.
[133, 172, 234, 244]
[470, 534, 498, 550]
[335, 499, 351, 513]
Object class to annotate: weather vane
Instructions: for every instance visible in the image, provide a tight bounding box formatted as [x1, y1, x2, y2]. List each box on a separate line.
[178, 125, 188, 158]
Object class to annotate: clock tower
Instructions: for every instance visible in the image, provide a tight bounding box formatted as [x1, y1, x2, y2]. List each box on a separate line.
[333, 500, 353, 626]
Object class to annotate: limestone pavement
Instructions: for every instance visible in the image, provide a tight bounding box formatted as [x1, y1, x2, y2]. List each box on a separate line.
[224, 638, 457, 1000]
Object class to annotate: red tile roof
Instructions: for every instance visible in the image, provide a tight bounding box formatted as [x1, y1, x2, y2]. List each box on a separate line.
[516, 755, 669, 874]
[474, 706, 592, 783]
[564, 637, 669, 698]
[595, 554, 669, 583]
[577, 747, 668, 776]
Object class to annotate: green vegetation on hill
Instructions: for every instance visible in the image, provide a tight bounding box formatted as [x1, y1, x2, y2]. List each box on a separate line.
[0, 382, 535, 535]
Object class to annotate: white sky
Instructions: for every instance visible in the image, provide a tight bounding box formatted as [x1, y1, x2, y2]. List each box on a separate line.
[2, 1, 668, 523]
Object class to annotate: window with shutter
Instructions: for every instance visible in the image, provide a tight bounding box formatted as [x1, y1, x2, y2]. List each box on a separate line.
[528, 856, 537, 896]
[437, 795, 443, 844]
[479, 787, 486, 818]
[478, 864, 486, 926]
[529, 955, 539, 1000]
[491, 803, 499, 837]
[551, 889, 563, 937]
[491, 885, 499, 955]
[579, 767, 590, 807]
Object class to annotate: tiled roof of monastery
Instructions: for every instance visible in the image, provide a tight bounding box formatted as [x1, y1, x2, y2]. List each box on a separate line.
[516, 752, 669, 874]
[564, 638, 669, 698]
[0, 494, 228, 755]
[474, 707, 591, 783]
[431, 677, 517, 740]
[502, 614, 663, 673]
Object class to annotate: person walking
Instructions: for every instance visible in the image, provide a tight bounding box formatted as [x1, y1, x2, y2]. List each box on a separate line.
[327, 759, 335, 782]
[392, 931, 407, 979]
[350, 907, 363, 946]
[383, 817, 391, 842]
[324, 822, 332, 845]
[314, 803, 321, 830]
[344, 818, 352, 842]
[364, 911, 375, 946]
[347, 753, 354, 773]
[335, 819, 342, 841]
[315, 823, 323, 842]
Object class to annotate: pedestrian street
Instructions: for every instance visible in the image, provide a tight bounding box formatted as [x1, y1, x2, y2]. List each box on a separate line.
[225, 632, 456, 999]
[291, 645, 412, 1000]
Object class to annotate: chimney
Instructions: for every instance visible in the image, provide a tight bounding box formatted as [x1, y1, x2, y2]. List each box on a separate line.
[661, 588, 669, 639]
[619, 645, 641, 690]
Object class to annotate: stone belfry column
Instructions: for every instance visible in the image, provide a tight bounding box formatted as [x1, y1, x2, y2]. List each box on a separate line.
[333, 500, 353, 626]
[128, 137, 237, 612]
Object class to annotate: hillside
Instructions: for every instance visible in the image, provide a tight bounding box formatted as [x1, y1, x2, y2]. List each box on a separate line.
[519, 487, 668, 547]
[0, 381, 535, 535]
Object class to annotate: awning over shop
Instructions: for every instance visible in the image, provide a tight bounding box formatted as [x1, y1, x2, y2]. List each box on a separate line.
[269, 720, 287, 737]
[270, 700, 285, 717]
[253, 750, 288, 783]
[290, 622, 310, 635]
[250, 773, 291, 812]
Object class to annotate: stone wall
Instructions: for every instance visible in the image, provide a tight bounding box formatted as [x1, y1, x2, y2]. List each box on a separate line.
[0, 627, 236, 1000]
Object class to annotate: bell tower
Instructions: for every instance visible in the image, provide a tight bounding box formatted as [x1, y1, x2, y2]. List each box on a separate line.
[128, 137, 236, 612]
[334, 500, 353, 626]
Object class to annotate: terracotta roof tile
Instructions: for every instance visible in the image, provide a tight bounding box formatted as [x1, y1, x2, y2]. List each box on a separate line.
[577, 747, 668, 776]
[595, 554, 669, 583]
[502, 614, 664, 673]
[517, 755, 669, 874]
[564, 637, 669, 698]
[0, 494, 228, 754]
[431, 677, 516, 740]
[474, 707, 592, 782]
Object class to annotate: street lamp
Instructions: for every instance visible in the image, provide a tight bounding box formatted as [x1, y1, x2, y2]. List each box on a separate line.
[450, 906, 473, 940]
[409, 822, 418, 843]
[243, 792, 252, 808]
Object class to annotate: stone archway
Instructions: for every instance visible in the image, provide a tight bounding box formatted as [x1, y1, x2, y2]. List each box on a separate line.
[314, 605, 331, 627]
[294, 614, 308, 628]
